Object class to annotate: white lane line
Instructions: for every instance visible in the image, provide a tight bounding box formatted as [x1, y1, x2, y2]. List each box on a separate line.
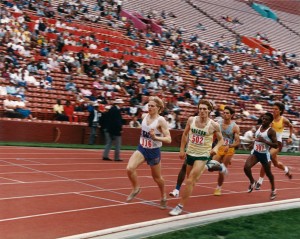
[0, 203, 130, 223]
[0, 159, 177, 212]
[0, 177, 24, 183]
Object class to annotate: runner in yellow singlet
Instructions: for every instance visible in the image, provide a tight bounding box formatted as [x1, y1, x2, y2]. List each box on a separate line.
[169, 99, 224, 216]
[256, 102, 293, 190]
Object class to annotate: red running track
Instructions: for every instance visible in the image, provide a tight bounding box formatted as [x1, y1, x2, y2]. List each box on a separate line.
[0, 146, 299, 239]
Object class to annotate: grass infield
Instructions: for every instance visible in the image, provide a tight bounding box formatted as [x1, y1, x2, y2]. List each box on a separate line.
[147, 208, 300, 239]
[0, 141, 299, 156]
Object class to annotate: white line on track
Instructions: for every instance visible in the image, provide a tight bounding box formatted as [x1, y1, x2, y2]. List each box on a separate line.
[0, 177, 24, 183]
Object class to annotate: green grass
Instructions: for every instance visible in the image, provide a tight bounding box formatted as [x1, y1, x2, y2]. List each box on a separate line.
[147, 208, 300, 239]
[0, 141, 299, 156]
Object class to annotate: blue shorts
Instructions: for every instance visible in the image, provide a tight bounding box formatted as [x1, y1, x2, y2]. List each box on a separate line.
[137, 144, 161, 166]
[251, 150, 271, 165]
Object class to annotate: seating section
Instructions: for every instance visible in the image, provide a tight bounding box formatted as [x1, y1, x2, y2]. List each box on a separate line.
[0, 0, 300, 136]
[191, 0, 300, 59]
[123, 0, 236, 44]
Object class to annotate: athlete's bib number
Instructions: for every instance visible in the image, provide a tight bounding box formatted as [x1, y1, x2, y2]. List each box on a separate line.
[191, 134, 204, 145]
[224, 138, 230, 146]
[140, 138, 153, 148]
[255, 143, 266, 152]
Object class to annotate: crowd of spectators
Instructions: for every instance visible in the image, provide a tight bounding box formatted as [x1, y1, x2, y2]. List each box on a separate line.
[0, 0, 300, 133]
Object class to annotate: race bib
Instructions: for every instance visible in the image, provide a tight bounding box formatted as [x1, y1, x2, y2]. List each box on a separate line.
[255, 143, 266, 152]
[140, 137, 153, 148]
[191, 134, 205, 145]
[223, 138, 230, 146]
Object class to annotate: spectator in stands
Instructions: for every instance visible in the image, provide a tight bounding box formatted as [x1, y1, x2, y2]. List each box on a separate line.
[243, 126, 256, 144]
[232, 17, 243, 25]
[53, 99, 69, 121]
[44, 3, 55, 18]
[117, 0, 122, 15]
[16, 86, 26, 100]
[40, 77, 52, 90]
[27, 61, 39, 74]
[14, 95, 35, 120]
[0, 84, 7, 96]
[3, 93, 22, 118]
[44, 71, 53, 84]
[129, 116, 141, 128]
[196, 23, 206, 31]
[88, 101, 101, 145]
[6, 83, 18, 95]
[64, 100, 75, 122]
[79, 84, 93, 100]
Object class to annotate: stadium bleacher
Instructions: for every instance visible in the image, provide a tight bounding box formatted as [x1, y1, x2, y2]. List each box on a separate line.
[0, 0, 299, 140]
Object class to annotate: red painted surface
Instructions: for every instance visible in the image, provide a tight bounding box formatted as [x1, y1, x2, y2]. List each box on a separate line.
[0, 147, 299, 239]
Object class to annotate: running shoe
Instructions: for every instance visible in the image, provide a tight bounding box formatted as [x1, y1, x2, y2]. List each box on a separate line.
[248, 181, 256, 193]
[160, 197, 167, 209]
[169, 189, 179, 198]
[214, 188, 221, 196]
[169, 204, 183, 216]
[255, 182, 261, 190]
[126, 188, 141, 202]
[270, 190, 277, 200]
[286, 167, 292, 179]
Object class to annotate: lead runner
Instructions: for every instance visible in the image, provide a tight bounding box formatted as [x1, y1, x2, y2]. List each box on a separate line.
[169, 99, 224, 216]
[126, 96, 171, 209]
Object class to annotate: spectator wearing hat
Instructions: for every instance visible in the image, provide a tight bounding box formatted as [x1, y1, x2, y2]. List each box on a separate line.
[103, 99, 124, 161]
[99, 104, 111, 143]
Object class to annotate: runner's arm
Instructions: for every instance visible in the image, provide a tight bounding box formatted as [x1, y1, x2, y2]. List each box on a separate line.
[211, 121, 224, 156]
[150, 117, 172, 144]
[229, 125, 241, 148]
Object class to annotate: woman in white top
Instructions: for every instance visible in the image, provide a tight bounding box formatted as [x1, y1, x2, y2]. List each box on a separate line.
[126, 96, 171, 209]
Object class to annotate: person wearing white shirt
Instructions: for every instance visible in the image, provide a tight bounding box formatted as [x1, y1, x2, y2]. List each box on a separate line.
[0, 86, 7, 96]
[243, 127, 256, 143]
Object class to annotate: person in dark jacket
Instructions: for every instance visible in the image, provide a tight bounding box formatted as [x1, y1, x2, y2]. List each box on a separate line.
[88, 102, 101, 145]
[103, 99, 124, 161]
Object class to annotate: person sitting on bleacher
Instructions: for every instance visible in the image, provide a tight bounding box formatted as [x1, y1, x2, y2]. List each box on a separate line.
[14, 95, 35, 120]
[53, 99, 69, 121]
[3, 94, 22, 118]
[243, 127, 256, 144]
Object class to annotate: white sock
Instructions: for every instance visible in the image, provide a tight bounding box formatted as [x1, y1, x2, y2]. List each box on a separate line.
[257, 177, 264, 184]
[220, 163, 225, 172]
[284, 166, 289, 173]
[217, 185, 222, 189]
